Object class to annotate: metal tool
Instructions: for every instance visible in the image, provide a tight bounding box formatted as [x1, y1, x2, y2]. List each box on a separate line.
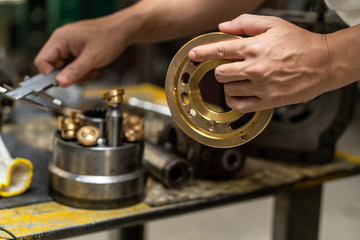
[165, 32, 273, 148]
[49, 89, 146, 209]
[0, 70, 62, 111]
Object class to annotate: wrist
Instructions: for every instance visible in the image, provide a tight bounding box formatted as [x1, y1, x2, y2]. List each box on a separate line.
[325, 26, 360, 89]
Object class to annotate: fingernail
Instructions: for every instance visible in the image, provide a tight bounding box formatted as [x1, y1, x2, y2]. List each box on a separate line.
[57, 73, 70, 87]
[219, 21, 231, 29]
[188, 50, 196, 59]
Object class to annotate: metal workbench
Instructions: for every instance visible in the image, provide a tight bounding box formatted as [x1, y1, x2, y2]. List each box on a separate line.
[1, 116, 360, 240]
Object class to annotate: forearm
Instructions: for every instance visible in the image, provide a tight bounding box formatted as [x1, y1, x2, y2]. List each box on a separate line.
[326, 24, 360, 90]
[104, 0, 265, 45]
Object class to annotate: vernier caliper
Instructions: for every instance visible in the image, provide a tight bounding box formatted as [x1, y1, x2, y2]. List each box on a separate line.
[0, 70, 62, 111]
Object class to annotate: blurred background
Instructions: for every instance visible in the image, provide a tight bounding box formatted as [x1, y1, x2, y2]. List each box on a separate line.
[0, 0, 359, 240]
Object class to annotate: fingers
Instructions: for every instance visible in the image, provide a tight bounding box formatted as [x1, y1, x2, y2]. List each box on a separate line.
[225, 95, 270, 113]
[219, 14, 279, 36]
[188, 14, 284, 63]
[56, 50, 96, 87]
[215, 61, 252, 83]
[189, 39, 247, 62]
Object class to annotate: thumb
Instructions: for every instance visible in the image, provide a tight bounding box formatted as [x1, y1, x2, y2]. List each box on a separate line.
[56, 52, 95, 87]
[219, 14, 279, 37]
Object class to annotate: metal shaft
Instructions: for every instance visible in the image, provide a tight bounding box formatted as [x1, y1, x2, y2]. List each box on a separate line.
[106, 106, 123, 147]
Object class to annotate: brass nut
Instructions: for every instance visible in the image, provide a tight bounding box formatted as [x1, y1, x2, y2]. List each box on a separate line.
[61, 121, 78, 140]
[123, 114, 144, 142]
[58, 116, 79, 131]
[76, 125, 100, 146]
[103, 89, 124, 107]
[68, 110, 81, 124]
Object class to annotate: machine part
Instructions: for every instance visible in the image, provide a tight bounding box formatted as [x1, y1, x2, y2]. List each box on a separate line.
[187, 139, 246, 178]
[103, 89, 124, 107]
[76, 126, 100, 146]
[165, 32, 273, 148]
[123, 114, 144, 142]
[144, 142, 193, 188]
[50, 136, 145, 209]
[50, 88, 146, 209]
[144, 115, 246, 178]
[104, 89, 124, 147]
[242, 84, 356, 163]
[60, 120, 78, 140]
[80, 108, 107, 143]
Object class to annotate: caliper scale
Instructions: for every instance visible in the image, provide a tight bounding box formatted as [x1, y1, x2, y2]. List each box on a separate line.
[165, 32, 273, 148]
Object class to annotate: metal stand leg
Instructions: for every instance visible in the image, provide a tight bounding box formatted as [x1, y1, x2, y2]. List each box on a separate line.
[120, 224, 145, 240]
[272, 185, 322, 240]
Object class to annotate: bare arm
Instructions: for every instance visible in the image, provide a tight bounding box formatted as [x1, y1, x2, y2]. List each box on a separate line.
[35, 0, 265, 87]
[326, 24, 360, 91]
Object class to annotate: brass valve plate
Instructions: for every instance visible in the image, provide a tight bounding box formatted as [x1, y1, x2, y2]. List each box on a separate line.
[165, 32, 273, 148]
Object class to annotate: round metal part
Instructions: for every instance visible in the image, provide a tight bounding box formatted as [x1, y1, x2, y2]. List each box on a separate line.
[123, 114, 144, 142]
[76, 125, 100, 146]
[103, 89, 124, 107]
[165, 32, 273, 148]
[80, 108, 107, 142]
[49, 135, 146, 209]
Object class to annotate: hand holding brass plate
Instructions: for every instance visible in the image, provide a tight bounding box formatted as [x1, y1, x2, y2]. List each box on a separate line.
[165, 32, 273, 148]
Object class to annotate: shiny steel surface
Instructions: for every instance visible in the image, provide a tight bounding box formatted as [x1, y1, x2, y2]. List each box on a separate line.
[50, 135, 145, 209]
[53, 136, 143, 175]
[165, 32, 273, 148]
[106, 106, 123, 146]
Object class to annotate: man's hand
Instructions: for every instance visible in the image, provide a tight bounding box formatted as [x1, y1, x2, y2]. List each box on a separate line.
[35, 17, 128, 87]
[188, 14, 332, 113]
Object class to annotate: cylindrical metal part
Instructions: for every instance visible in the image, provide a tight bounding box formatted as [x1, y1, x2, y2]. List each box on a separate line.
[50, 135, 146, 209]
[106, 106, 123, 146]
[144, 142, 193, 188]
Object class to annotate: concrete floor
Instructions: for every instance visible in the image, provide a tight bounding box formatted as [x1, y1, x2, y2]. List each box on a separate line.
[67, 95, 360, 240]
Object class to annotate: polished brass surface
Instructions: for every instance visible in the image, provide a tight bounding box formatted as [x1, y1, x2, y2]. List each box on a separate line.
[123, 114, 144, 142]
[165, 32, 273, 148]
[60, 120, 78, 140]
[76, 125, 100, 146]
[103, 89, 124, 107]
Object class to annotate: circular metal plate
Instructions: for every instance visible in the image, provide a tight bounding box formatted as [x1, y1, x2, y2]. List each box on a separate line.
[165, 32, 273, 148]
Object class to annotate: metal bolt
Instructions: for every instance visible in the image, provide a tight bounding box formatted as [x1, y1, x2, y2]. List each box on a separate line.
[61, 121, 78, 140]
[103, 89, 124, 107]
[76, 126, 100, 146]
[123, 114, 144, 142]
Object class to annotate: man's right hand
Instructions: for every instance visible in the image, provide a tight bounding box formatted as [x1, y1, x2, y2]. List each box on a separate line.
[35, 16, 129, 87]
